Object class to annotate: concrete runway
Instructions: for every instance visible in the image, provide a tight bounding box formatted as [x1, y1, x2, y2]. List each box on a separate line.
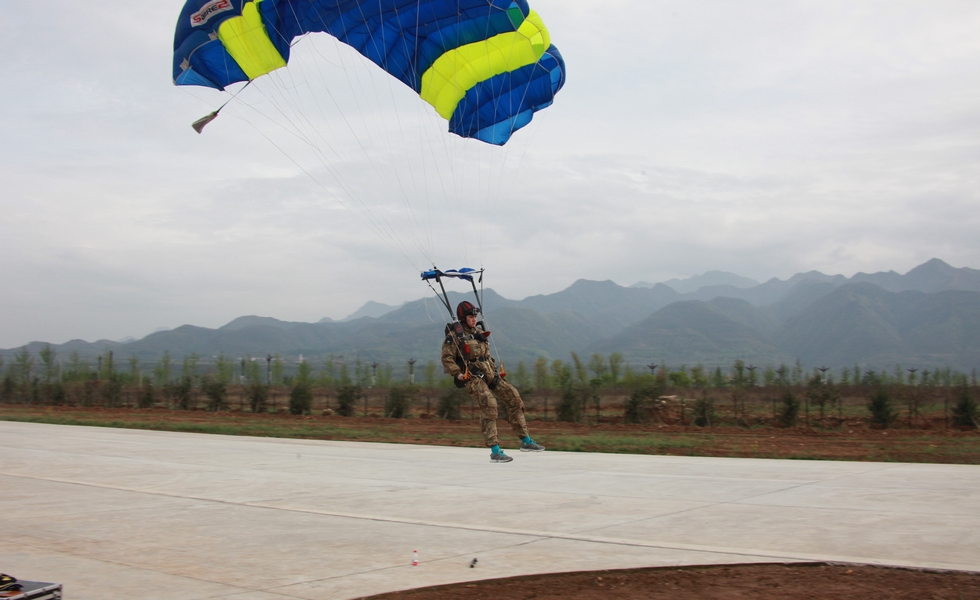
[1, 421, 978, 599]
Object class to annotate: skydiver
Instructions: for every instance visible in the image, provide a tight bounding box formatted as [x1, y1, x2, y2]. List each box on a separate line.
[441, 301, 544, 462]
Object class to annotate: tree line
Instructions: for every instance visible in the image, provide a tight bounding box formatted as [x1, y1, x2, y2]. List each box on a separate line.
[1, 346, 977, 428]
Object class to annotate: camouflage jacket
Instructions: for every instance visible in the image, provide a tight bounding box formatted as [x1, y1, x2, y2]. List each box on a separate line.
[441, 324, 494, 377]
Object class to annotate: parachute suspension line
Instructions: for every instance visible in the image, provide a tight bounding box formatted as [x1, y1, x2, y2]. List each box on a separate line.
[375, 0, 433, 265]
[190, 80, 252, 133]
[263, 5, 435, 266]
[239, 79, 414, 261]
[234, 111, 422, 271]
[316, 0, 435, 266]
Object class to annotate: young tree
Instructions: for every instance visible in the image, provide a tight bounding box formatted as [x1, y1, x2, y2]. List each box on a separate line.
[762, 366, 776, 387]
[384, 384, 416, 418]
[271, 354, 285, 386]
[570, 352, 589, 386]
[513, 361, 531, 392]
[779, 391, 800, 427]
[951, 386, 978, 429]
[289, 360, 314, 415]
[214, 353, 235, 385]
[13, 348, 35, 386]
[608, 353, 623, 386]
[534, 356, 550, 390]
[423, 360, 437, 388]
[154, 351, 173, 386]
[587, 353, 608, 383]
[128, 354, 140, 385]
[181, 353, 200, 382]
[867, 387, 898, 428]
[202, 375, 229, 411]
[690, 364, 708, 388]
[39, 345, 58, 384]
[550, 359, 570, 389]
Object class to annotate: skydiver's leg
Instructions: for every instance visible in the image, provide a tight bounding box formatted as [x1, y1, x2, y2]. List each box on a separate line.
[466, 378, 499, 447]
[492, 379, 529, 440]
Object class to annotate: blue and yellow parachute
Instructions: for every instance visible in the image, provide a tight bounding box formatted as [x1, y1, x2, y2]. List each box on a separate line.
[173, 0, 565, 145]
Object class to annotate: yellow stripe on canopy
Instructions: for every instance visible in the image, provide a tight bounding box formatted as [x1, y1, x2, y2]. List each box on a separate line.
[218, 0, 286, 80]
[420, 10, 550, 119]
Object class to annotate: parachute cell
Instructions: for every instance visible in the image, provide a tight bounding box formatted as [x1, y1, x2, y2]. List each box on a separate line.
[173, 0, 565, 145]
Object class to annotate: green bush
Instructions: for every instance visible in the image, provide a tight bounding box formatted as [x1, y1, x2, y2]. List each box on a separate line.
[435, 389, 465, 420]
[202, 377, 228, 412]
[779, 391, 800, 427]
[384, 385, 417, 419]
[336, 385, 362, 417]
[247, 383, 269, 413]
[173, 377, 193, 410]
[867, 387, 897, 428]
[952, 386, 978, 429]
[556, 387, 583, 423]
[692, 393, 715, 427]
[137, 385, 154, 409]
[101, 377, 124, 408]
[624, 386, 659, 424]
[289, 383, 313, 415]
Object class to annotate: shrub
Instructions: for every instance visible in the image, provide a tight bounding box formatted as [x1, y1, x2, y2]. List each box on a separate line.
[435, 388, 465, 420]
[202, 377, 229, 412]
[385, 385, 417, 418]
[867, 387, 898, 428]
[624, 384, 664, 424]
[173, 377, 193, 410]
[692, 393, 715, 427]
[289, 383, 313, 415]
[247, 383, 269, 413]
[779, 391, 800, 427]
[101, 377, 124, 408]
[0, 375, 14, 402]
[952, 386, 979, 429]
[555, 386, 583, 423]
[137, 385, 154, 409]
[336, 385, 362, 417]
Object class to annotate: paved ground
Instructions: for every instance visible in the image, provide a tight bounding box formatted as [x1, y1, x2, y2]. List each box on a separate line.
[1, 421, 978, 599]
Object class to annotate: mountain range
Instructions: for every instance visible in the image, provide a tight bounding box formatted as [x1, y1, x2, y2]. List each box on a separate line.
[6, 258, 980, 372]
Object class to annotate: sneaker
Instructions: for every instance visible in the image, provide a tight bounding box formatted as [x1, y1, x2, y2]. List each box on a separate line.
[490, 451, 513, 463]
[520, 439, 545, 452]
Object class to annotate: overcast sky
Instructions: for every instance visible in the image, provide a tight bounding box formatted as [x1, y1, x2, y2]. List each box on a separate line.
[2, 1, 979, 348]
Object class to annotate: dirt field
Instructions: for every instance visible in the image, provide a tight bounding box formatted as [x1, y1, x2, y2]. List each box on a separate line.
[2, 404, 978, 463]
[358, 563, 980, 600]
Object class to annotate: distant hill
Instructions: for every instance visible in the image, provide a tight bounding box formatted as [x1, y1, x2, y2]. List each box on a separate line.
[634, 270, 760, 294]
[4, 259, 979, 372]
[341, 301, 401, 321]
[593, 298, 791, 366]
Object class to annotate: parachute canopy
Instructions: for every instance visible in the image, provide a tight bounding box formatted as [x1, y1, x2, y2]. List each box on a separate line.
[173, 0, 566, 145]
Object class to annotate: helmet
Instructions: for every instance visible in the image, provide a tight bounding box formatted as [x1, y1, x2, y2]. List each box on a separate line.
[456, 301, 480, 321]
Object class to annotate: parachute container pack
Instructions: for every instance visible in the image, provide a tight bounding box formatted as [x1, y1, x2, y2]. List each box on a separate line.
[173, 0, 566, 145]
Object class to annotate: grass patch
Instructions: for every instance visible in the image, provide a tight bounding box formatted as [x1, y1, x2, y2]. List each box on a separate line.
[546, 433, 707, 454]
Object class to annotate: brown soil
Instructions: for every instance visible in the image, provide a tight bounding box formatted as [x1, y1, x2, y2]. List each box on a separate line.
[359, 563, 980, 600]
[2, 405, 978, 463]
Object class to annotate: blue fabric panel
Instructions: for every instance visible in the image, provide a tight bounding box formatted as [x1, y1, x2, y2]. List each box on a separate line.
[261, 0, 527, 91]
[448, 44, 565, 145]
[173, 0, 251, 89]
[175, 67, 221, 88]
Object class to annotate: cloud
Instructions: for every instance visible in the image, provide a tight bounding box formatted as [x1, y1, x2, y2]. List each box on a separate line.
[2, 0, 980, 347]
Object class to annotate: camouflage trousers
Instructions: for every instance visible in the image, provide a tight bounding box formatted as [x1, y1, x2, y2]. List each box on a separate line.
[464, 376, 529, 447]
